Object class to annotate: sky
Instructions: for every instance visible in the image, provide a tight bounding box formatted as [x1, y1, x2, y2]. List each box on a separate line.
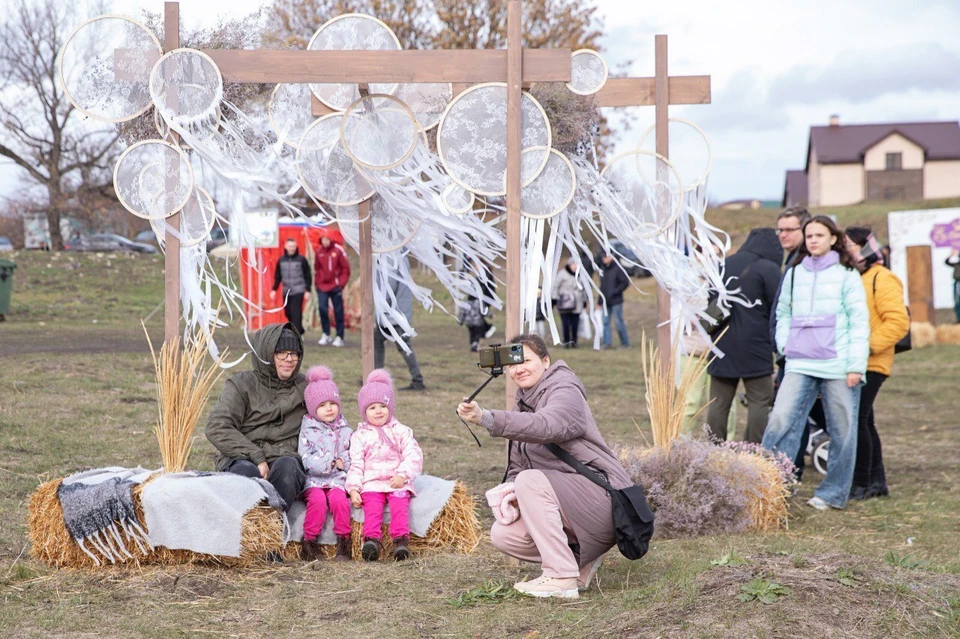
[3, 0, 959, 204]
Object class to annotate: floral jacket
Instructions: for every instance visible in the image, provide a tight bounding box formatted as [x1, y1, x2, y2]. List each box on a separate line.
[345, 418, 423, 495]
[298, 414, 353, 491]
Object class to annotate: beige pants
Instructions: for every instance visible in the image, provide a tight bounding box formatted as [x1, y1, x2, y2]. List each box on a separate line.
[490, 469, 597, 582]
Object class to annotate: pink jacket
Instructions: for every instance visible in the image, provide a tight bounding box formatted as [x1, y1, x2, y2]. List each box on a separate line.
[345, 418, 423, 495]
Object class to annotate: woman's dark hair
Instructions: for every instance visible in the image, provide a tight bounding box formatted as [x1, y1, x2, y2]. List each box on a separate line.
[508, 333, 550, 360]
[845, 226, 871, 247]
[796, 215, 858, 270]
[846, 225, 882, 268]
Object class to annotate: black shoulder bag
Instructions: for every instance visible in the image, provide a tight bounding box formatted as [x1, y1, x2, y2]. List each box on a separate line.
[545, 444, 654, 561]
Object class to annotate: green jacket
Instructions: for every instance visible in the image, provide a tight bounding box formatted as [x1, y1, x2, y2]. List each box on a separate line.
[205, 323, 308, 470]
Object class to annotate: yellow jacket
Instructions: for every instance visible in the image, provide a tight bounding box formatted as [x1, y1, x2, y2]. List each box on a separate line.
[861, 264, 910, 376]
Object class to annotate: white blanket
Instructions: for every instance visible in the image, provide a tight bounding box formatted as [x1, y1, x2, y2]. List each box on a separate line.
[140, 472, 286, 558]
[287, 474, 456, 544]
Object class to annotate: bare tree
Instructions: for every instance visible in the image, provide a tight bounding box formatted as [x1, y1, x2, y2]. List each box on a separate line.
[0, 0, 120, 249]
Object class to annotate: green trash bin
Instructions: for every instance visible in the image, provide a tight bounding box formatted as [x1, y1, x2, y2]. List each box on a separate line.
[0, 258, 15, 321]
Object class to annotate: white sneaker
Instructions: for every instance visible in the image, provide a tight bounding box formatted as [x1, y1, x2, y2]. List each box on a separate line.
[485, 325, 496, 339]
[317, 334, 331, 346]
[578, 556, 604, 591]
[807, 496, 829, 511]
[332, 336, 344, 347]
[513, 575, 579, 599]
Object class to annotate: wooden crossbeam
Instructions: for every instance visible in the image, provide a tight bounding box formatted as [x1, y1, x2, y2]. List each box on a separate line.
[203, 49, 571, 84]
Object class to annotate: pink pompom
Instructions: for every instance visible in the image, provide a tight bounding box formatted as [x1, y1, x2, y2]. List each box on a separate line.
[306, 365, 333, 383]
[364, 368, 393, 386]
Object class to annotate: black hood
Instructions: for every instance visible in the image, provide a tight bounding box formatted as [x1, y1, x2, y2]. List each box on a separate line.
[738, 228, 783, 265]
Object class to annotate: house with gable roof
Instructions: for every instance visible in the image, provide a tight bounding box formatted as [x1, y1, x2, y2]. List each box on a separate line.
[782, 116, 960, 207]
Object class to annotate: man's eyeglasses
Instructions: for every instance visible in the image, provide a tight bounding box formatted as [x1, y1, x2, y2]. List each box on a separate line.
[775, 227, 801, 235]
[275, 351, 300, 361]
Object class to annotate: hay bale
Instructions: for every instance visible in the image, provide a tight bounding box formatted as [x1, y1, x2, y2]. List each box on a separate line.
[292, 481, 481, 561]
[28, 478, 284, 569]
[29, 478, 479, 568]
[935, 323, 960, 345]
[911, 321, 936, 348]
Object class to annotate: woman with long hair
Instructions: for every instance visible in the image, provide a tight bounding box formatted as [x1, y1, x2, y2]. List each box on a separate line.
[761, 215, 870, 510]
[844, 227, 909, 500]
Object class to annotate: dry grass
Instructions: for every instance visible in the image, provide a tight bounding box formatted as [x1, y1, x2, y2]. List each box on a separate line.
[144, 325, 227, 473]
[641, 330, 712, 453]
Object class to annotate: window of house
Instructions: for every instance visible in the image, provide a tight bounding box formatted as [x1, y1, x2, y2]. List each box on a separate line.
[886, 152, 903, 171]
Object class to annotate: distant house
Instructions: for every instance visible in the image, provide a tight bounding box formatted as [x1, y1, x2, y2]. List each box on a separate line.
[717, 198, 764, 210]
[782, 116, 960, 207]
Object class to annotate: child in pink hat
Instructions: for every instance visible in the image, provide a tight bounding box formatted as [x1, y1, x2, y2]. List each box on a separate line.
[299, 366, 353, 561]
[346, 369, 423, 561]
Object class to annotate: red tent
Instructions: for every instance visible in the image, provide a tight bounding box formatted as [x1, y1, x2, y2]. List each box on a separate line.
[239, 221, 345, 331]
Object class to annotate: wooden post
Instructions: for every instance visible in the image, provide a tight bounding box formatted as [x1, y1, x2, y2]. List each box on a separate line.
[163, 2, 181, 347]
[906, 245, 935, 324]
[504, 0, 522, 409]
[359, 197, 375, 378]
[654, 34, 672, 375]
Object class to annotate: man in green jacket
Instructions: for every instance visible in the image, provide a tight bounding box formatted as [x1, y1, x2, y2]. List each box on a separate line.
[205, 323, 308, 510]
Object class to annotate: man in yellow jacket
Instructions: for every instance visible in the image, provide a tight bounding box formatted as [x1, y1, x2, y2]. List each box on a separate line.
[845, 227, 910, 500]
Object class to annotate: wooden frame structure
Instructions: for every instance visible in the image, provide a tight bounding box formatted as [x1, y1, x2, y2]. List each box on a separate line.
[156, 1, 711, 406]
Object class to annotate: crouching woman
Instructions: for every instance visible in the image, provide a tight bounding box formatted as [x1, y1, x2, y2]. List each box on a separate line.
[457, 334, 632, 599]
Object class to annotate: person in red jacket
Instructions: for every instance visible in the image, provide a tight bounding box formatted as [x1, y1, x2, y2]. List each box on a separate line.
[314, 235, 351, 347]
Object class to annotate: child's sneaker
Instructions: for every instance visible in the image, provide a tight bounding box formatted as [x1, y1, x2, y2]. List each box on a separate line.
[334, 534, 352, 562]
[361, 538, 381, 562]
[392, 535, 410, 561]
[514, 575, 579, 599]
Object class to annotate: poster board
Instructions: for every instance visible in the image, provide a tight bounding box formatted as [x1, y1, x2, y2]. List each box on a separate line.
[888, 208, 959, 309]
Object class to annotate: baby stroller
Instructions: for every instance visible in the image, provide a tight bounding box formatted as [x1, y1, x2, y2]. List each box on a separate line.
[806, 425, 829, 476]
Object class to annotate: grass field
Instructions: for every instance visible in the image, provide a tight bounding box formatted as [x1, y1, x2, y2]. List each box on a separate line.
[1, 230, 959, 637]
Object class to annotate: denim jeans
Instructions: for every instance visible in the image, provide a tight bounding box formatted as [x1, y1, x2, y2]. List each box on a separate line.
[602, 303, 629, 347]
[762, 372, 861, 508]
[316, 289, 345, 338]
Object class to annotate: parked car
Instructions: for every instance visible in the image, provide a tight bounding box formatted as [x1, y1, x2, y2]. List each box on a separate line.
[67, 233, 158, 254]
[134, 229, 158, 244]
[608, 240, 651, 278]
[206, 227, 227, 253]
[0, 236, 13, 252]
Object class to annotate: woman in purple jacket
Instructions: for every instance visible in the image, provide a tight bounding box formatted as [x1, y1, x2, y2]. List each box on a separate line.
[458, 334, 632, 599]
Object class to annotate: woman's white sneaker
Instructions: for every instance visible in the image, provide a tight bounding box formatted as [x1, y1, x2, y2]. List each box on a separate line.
[513, 575, 579, 599]
[807, 496, 829, 511]
[317, 334, 331, 346]
[578, 556, 604, 591]
[332, 336, 344, 347]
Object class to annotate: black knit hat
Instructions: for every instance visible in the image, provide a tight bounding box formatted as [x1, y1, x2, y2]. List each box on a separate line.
[275, 327, 302, 355]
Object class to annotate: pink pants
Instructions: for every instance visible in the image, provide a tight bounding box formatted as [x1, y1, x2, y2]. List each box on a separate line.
[302, 487, 351, 540]
[490, 469, 596, 582]
[361, 491, 411, 540]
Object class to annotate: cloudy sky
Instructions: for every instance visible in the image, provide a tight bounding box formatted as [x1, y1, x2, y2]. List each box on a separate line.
[3, 0, 958, 204]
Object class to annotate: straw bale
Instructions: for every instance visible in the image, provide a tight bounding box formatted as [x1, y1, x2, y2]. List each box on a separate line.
[28, 478, 284, 569]
[29, 478, 478, 568]
[935, 323, 960, 345]
[911, 321, 936, 348]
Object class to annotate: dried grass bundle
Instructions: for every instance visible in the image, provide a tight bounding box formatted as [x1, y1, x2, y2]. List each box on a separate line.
[911, 321, 936, 348]
[641, 331, 712, 453]
[144, 324, 227, 473]
[935, 323, 960, 345]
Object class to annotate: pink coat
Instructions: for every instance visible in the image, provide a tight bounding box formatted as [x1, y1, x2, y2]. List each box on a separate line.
[345, 418, 423, 495]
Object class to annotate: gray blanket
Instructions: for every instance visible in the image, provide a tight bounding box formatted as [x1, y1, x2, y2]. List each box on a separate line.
[287, 474, 456, 544]
[140, 472, 288, 557]
[57, 467, 154, 565]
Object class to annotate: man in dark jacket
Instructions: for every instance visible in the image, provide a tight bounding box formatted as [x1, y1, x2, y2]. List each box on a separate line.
[596, 253, 631, 348]
[314, 236, 351, 347]
[269, 238, 311, 335]
[706, 228, 783, 443]
[205, 323, 307, 510]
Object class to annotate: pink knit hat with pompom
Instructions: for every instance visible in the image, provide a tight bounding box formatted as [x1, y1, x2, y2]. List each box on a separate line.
[358, 369, 395, 421]
[304, 366, 340, 420]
